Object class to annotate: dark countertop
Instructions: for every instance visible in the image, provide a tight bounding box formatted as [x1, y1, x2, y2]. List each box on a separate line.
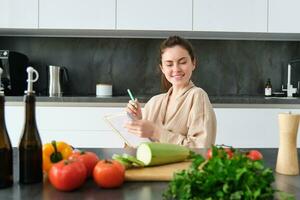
[4, 95, 300, 104]
[0, 148, 299, 199]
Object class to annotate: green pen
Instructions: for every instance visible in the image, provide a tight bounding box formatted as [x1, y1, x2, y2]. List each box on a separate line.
[127, 89, 138, 110]
[127, 89, 135, 101]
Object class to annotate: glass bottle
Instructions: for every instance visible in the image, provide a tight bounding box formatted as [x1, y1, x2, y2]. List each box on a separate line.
[0, 68, 13, 188]
[265, 78, 272, 97]
[18, 67, 42, 184]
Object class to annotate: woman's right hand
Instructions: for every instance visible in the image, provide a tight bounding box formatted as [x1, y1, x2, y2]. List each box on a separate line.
[126, 99, 142, 120]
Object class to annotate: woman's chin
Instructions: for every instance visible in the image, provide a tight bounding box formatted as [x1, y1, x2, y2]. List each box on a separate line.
[171, 80, 190, 88]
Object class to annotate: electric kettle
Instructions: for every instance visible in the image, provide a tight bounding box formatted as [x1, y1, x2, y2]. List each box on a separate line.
[48, 65, 69, 97]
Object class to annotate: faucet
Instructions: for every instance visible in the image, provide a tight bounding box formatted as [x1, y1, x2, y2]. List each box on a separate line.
[282, 59, 300, 97]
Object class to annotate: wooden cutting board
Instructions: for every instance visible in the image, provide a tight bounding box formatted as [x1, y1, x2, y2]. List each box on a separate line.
[125, 161, 192, 181]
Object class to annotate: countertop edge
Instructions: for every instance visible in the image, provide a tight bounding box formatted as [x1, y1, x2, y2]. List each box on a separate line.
[5, 101, 300, 109]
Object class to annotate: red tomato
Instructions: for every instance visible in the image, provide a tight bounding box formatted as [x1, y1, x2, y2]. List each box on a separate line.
[69, 150, 100, 177]
[93, 160, 125, 188]
[224, 148, 233, 159]
[206, 148, 213, 159]
[206, 148, 233, 159]
[247, 150, 263, 161]
[48, 159, 87, 191]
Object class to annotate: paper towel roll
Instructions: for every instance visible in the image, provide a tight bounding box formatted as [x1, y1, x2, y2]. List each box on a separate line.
[276, 113, 300, 175]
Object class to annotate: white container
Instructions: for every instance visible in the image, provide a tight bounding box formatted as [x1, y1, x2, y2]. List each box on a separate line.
[96, 84, 112, 97]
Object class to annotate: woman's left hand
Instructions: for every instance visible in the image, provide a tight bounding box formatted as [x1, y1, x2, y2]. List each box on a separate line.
[124, 120, 159, 140]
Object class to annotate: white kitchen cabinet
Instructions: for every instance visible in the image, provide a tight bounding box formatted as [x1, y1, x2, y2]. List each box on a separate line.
[6, 105, 299, 148]
[268, 0, 300, 33]
[116, 0, 192, 31]
[214, 108, 300, 148]
[193, 0, 268, 32]
[39, 0, 116, 29]
[6, 106, 125, 148]
[0, 0, 38, 28]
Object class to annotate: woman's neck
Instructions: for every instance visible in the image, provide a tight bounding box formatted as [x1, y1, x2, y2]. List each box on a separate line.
[171, 81, 190, 98]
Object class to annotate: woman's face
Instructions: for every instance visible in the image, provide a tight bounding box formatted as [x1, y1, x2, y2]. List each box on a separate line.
[160, 45, 195, 89]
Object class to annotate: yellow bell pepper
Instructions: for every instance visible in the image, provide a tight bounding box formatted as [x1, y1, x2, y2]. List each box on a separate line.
[43, 140, 73, 172]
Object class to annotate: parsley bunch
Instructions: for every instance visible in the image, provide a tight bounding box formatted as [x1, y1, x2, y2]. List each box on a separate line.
[163, 146, 276, 200]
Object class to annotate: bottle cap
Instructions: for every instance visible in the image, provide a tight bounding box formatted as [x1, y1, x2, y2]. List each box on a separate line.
[25, 66, 39, 94]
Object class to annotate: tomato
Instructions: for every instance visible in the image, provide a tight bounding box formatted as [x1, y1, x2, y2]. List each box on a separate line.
[93, 160, 125, 188]
[206, 148, 213, 159]
[69, 150, 100, 177]
[247, 150, 263, 161]
[224, 148, 233, 159]
[206, 148, 233, 159]
[48, 159, 87, 191]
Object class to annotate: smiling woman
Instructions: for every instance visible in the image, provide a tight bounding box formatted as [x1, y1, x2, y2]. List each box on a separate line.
[125, 36, 217, 148]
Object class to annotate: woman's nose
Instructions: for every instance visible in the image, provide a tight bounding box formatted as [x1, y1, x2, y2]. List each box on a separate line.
[173, 64, 181, 71]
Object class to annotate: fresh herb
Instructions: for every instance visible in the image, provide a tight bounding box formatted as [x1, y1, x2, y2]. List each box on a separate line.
[163, 146, 294, 200]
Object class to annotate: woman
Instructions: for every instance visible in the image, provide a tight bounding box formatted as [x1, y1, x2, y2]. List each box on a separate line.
[125, 36, 216, 148]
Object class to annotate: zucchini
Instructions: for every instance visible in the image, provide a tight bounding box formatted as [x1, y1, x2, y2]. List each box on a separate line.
[112, 154, 132, 169]
[136, 142, 191, 166]
[122, 153, 145, 167]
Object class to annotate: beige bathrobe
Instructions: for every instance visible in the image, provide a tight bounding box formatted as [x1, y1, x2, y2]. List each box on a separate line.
[143, 82, 217, 148]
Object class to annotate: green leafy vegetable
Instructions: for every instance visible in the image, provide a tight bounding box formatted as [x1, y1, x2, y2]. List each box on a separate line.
[163, 146, 294, 200]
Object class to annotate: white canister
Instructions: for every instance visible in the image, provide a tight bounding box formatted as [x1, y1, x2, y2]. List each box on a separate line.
[96, 84, 112, 97]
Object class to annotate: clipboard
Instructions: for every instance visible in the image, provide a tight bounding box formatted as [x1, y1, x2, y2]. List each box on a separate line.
[104, 113, 150, 148]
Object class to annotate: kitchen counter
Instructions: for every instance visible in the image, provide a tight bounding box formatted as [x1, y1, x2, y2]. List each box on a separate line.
[0, 148, 299, 199]
[4, 95, 300, 108]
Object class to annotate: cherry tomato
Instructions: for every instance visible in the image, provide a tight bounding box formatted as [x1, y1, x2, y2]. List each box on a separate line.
[48, 159, 87, 191]
[206, 148, 213, 159]
[93, 160, 125, 188]
[206, 148, 233, 159]
[247, 150, 263, 161]
[69, 150, 100, 177]
[224, 148, 233, 159]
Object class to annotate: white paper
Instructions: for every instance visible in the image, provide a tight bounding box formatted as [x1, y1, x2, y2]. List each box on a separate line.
[104, 113, 150, 148]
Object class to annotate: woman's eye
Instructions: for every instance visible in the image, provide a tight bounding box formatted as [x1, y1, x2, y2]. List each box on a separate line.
[179, 61, 187, 65]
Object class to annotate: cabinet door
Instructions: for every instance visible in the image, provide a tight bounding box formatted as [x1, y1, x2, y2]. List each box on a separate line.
[0, 0, 38, 28]
[193, 0, 268, 32]
[116, 0, 192, 31]
[215, 108, 280, 148]
[39, 0, 116, 29]
[268, 0, 300, 33]
[36, 106, 125, 148]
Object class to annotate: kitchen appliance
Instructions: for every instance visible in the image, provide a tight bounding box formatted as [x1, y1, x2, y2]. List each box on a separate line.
[0, 50, 29, 96]
[48, 65, 69, 97]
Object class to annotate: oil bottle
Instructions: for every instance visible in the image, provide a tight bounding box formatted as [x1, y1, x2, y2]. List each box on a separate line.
[18, 67, 43, 184]
[264, 78, 272, 97]
[0, 68, 13, 188]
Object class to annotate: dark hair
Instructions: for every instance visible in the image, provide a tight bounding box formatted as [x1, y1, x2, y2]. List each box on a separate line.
[159, 36, 195, 92]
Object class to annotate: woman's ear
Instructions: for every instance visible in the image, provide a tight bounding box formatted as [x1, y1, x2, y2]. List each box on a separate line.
[159, 64, 164, 73]
[192, 59, 196, 71]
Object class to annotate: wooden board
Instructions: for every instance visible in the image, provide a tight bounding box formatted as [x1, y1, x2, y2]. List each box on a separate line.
[125, 161, 192, 181]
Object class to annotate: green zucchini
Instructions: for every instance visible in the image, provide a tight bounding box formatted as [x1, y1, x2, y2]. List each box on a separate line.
[136, 142, 191, 166]
[122, 153, 145, 167]
[112, 154, 132, 169]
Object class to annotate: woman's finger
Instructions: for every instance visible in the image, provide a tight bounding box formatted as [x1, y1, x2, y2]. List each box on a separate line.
[129, 100, 137, 108]
[127, 104, 137, 115]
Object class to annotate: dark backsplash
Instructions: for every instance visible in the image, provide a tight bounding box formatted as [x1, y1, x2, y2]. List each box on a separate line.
[0, 36, 300, 96]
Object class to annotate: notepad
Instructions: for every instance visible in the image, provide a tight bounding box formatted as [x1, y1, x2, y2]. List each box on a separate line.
[104, 113, 150, 148]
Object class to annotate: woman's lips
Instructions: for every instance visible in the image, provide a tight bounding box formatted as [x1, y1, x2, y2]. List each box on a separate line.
[172, 74, 184, 80]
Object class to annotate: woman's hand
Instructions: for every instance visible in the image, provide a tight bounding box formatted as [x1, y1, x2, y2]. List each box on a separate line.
[126, 99, 142, 120]
[124, 120, 160, 141]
